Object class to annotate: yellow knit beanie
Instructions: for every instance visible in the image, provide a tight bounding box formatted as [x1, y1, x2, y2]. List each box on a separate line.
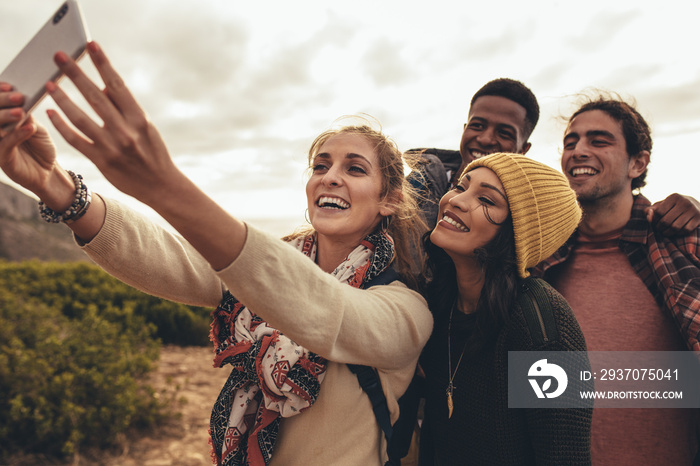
[465, 153, 582, 278]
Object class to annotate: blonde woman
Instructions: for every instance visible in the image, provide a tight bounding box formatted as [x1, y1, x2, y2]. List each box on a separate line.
[0, 42, 432, 465]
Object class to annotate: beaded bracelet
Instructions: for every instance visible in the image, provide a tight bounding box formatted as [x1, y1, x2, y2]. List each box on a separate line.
[38, 170, 92, 224]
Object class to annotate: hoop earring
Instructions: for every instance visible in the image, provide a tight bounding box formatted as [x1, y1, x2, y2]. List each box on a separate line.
[305, 209, 311, 225]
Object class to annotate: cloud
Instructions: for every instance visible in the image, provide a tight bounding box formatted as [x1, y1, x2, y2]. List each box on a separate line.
[361, 37, 412, 87]
[565, 9, 641, 53]
[127, 8, 371, 157]
[634, 78, 700, 137]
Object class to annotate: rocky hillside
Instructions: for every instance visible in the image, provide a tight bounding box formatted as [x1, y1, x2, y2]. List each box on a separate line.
[0, 181, 88, 262]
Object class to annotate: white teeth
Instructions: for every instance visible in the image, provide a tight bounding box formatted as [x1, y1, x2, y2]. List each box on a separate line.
[571, 167, 598, 177]
[318, 196, 350, 209]
[472, 151, 488, 159]
[442, 214, 469, 232]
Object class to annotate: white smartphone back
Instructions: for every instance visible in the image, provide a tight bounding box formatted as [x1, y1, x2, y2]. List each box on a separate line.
[0, 0, 90, 128]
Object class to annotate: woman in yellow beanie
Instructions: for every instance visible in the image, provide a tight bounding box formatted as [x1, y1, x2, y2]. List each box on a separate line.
[418, 153, 592, 465]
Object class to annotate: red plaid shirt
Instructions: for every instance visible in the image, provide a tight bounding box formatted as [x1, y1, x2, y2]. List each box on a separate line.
[533, 195, 700, 351]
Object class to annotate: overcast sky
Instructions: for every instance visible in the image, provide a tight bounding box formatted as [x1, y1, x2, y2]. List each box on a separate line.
[2, 0, 699, 236]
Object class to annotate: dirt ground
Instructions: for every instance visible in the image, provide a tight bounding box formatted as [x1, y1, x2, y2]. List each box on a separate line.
[106, 344, 231, 466]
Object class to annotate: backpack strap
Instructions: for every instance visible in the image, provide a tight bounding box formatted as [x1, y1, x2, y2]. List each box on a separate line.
[362, 267, 400, 289]
[347, 268, 401, 454]
[519, 276, 559, 346]
[347, 363, 393, 444]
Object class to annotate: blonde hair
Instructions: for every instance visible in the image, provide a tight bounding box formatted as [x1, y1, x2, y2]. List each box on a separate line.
[285, 117, 427, 288]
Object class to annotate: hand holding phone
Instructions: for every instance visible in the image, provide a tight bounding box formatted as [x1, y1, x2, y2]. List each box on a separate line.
[0, 0, 90, 130]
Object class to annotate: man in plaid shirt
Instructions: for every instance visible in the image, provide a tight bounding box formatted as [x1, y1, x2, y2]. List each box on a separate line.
[533, 94, 700, 465]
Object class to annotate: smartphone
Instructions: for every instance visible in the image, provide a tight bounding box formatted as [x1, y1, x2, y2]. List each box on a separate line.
[0, 0, 90, 129]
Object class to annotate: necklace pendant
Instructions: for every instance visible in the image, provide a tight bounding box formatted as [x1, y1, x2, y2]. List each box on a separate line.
[447, 390, 454, 419]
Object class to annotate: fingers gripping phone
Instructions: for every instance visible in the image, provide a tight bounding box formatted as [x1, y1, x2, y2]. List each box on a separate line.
[0, 0, 90, 130]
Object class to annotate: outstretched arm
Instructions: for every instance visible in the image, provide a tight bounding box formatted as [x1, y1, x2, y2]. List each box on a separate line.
[645, 193, 700, 236]
[43, 42, 245, 271]
[1, 41, 245, 270]
[0, 81, 223, 305]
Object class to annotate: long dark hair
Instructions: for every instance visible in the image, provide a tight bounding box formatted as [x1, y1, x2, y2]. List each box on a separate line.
[422, 215, 519, 353]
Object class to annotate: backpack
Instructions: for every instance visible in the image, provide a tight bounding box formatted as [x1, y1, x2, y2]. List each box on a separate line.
[518, 276, 560, 345]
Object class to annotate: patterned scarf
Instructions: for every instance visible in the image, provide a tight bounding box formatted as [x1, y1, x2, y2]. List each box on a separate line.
[209, 229, 396, 466]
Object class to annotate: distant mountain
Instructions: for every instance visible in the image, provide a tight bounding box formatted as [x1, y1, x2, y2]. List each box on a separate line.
[0, 181, 88, 262]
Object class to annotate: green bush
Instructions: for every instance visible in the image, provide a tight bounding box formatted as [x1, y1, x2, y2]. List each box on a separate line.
[0, 289, 161, 457]
[0, 260, 213, 346]
[0, 260, 216, 459]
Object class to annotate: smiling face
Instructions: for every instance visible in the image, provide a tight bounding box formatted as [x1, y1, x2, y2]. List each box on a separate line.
[561, 109, 648, 205]
[431, 167, 509, 263]
[306, 133, 395, 245]
[459, 95, 531, 164]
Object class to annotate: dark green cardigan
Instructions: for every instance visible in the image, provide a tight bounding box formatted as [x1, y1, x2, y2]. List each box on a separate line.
[419, 281, 592, 465]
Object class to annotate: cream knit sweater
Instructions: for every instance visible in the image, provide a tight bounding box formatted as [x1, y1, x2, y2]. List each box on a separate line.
[80, 198, 433, 465]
